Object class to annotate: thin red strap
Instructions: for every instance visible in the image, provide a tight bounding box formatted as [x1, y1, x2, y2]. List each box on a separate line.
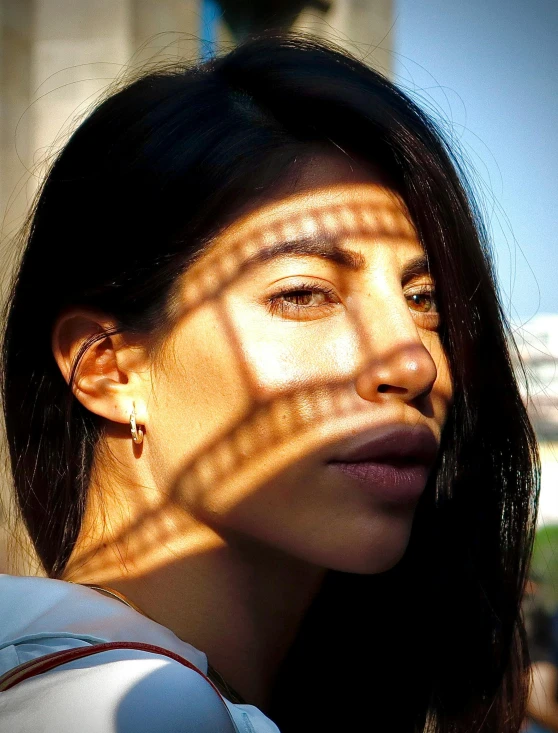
[0, 641, 223, 701]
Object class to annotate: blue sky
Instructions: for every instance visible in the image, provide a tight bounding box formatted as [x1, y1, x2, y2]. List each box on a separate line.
[394, 0, 558, 322]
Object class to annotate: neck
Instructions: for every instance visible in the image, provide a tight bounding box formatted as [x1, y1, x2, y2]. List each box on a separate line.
[63, 485, 325, 709]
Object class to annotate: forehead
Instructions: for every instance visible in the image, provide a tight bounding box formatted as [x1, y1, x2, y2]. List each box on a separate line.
[189, 183, 420, 278]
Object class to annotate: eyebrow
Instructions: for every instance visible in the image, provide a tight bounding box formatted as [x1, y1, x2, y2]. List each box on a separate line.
[240, 235, 430, 281]
[400, 254, 431, 283]
[243, 237, 365, 271]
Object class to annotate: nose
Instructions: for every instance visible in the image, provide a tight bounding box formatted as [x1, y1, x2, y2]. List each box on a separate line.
[353, 309, 438, 406]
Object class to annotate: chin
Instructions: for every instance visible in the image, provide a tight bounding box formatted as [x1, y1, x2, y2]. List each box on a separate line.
[309, 513, 415, 575]
[328, 542, 410, 575]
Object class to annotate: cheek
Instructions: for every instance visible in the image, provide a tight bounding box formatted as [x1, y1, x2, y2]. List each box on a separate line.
[230, 315, 360, 399]
[149, 301, 253, 462]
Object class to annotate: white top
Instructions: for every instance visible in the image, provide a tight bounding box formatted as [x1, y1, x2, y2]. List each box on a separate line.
[0, 574, 280, 733]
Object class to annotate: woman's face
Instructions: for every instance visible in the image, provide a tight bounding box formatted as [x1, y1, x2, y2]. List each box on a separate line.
[142, 155, 453, 574]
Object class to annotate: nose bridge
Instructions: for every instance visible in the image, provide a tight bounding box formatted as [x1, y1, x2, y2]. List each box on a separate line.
[352, 280, 438, 403]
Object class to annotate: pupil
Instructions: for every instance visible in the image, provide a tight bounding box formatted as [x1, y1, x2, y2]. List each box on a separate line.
[290, 291, 312, 305]
[413, 294, 430, 311]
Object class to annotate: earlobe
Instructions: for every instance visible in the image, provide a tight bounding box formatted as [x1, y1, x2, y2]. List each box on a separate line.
[51, 310, 148, 426]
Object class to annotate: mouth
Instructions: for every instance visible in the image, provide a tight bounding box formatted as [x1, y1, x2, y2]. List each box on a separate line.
[326, 424, 438, 504]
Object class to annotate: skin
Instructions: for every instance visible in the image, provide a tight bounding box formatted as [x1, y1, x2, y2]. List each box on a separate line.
[528, 662, 558, 731]
[53, 153, 453, 708]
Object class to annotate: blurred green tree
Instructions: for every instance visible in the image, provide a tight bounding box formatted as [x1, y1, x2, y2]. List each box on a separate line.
[531, 524, 558, 612]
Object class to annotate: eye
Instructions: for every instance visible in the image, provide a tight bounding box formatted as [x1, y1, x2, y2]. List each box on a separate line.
[266, 281, 339, 320]
[406, 291, 437, 313]
[405, 286, 440, 330]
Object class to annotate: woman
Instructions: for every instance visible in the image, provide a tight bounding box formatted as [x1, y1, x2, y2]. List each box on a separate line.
[0, 35, 538, 732]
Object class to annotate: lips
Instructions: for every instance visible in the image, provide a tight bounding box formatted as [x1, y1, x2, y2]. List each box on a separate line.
[326, 424, 439, 503]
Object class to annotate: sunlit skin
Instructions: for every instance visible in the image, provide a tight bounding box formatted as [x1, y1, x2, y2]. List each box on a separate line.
[54, 154, 453, 708]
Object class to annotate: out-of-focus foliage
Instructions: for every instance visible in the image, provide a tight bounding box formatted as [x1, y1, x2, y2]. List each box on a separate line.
[531, 524, 558, 611]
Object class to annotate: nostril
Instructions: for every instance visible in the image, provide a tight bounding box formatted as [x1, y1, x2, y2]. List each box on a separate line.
[377, 384, 407, 394]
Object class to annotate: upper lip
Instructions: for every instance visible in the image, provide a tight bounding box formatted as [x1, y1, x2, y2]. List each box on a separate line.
[327, 424, 439, 466]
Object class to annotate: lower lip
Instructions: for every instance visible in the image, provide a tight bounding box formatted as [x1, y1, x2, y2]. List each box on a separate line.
[327, 461, 429, 504]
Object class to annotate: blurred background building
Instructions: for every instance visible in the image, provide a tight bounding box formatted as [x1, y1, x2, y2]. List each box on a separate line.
[0, 0, 393, 241]
[514, 314, 558, 526]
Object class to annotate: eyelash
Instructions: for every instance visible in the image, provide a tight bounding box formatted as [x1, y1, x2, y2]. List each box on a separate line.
[267, 281, 440, 325]
[267, 281, 338, 319]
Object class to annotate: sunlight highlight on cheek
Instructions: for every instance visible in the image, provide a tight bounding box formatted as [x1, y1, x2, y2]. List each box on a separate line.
[239, 328, 359, 397]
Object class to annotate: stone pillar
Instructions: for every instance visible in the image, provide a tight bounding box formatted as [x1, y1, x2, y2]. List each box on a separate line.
[0, 0, 35, 575]
[132, 0, 201, 67]
[28, 0, 134, 194]
[0, 0, 33, 242]
[294, 0, 394, 77]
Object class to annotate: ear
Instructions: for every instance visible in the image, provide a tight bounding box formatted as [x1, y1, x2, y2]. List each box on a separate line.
[52, 310, 150, 427]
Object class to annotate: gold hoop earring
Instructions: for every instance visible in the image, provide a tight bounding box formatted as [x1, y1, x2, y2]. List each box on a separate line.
[129, 404, 144, 445]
